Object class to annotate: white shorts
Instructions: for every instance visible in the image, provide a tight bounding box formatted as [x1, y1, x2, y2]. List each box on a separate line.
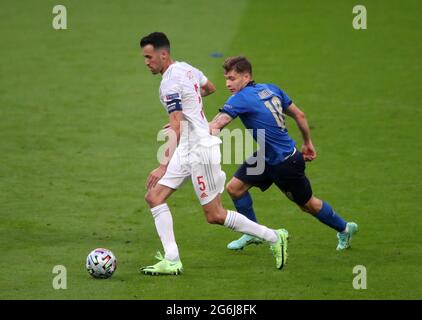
[158, 144, 226, 205]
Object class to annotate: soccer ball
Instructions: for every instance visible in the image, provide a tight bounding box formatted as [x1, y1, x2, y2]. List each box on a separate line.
[86, 248, 117, 279]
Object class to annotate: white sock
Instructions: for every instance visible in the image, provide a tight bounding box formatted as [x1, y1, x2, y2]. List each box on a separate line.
[224, 210, 278, 244]
[150, 203, 180, 261]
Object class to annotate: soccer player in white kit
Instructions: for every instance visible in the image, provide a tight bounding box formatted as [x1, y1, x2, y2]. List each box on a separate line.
[139, 32, 288, 275]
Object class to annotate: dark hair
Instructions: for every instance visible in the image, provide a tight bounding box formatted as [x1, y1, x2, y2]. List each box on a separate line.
[223, 56, 252, 75]
[140, 32, 170, 52]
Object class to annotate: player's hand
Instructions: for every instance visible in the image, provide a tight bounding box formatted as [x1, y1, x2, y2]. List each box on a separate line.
[302, 142, 317, 161]
[146, 165, 167, 190]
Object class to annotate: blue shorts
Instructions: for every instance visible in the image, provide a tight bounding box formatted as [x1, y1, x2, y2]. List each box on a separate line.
[234, 150, 313, 206]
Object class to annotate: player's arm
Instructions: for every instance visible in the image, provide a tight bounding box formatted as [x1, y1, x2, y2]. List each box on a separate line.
[209, 112, 233, 135]
[146, 110, 184, 190]
[168, 110, 183, 145]
[285, 103, 317, 161]
[200, 80, 216, 97]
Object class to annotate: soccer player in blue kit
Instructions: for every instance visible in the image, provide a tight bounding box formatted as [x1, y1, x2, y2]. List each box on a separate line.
[209, 56, 358, 251]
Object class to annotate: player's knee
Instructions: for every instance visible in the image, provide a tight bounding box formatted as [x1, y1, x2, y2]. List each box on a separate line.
[300, 197, 322, 215]
[144, 192, 153, 206]
[144, 191, 160, 208]
[226, 181, 243, 199]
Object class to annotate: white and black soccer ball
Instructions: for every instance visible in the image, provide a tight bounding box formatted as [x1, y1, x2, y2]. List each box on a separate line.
[86, 248, 117, 279]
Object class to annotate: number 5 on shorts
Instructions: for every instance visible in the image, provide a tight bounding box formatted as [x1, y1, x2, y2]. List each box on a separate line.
[197, 176, 206, 191]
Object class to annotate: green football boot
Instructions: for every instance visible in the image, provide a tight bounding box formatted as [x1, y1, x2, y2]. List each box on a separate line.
[140, 251, 183, 275]
[336, 222, 358, 250]
[227, 234, 263, 250]
[270, 229, 289, 270]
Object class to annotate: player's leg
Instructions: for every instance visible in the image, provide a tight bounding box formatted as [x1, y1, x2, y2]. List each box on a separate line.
[144, 182, 175, 207]
[141, 183, 183, 275]
[224, 153, 274, 250]
[141, 148, 188, 275]
[300, 196, 346, 231]
[201, 195, 280, 246]
[144, 183, 179, 259]
[192, 145, 288, 269]
[300, 196, 358, 250]
[200, 195, 288, 269]
[226, 177, 256, 221]
[225, 177, 263, 250]
[271, 150, 358, 250]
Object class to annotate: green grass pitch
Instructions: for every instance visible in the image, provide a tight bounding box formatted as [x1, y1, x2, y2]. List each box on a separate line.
[1, 0, 421, 299]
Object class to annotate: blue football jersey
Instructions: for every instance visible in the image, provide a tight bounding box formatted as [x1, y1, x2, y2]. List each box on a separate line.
[220, 82, 296, 165]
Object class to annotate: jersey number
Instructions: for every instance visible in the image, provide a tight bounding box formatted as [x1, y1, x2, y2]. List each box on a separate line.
[197, 176, 206, 191]
[264, 96, 286, 130]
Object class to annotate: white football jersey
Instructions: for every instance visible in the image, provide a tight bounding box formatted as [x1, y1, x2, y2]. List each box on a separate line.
[159, 61, 221, 153]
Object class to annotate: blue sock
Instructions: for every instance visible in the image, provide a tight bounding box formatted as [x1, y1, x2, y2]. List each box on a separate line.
[315, 201, 347, 232]
[233, 192, 258, 223]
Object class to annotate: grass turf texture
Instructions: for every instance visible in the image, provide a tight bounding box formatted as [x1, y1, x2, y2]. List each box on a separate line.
[0, 0, 421, 299]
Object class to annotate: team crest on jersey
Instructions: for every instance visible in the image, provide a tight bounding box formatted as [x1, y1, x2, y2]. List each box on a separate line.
[186, 70, 194, 80]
